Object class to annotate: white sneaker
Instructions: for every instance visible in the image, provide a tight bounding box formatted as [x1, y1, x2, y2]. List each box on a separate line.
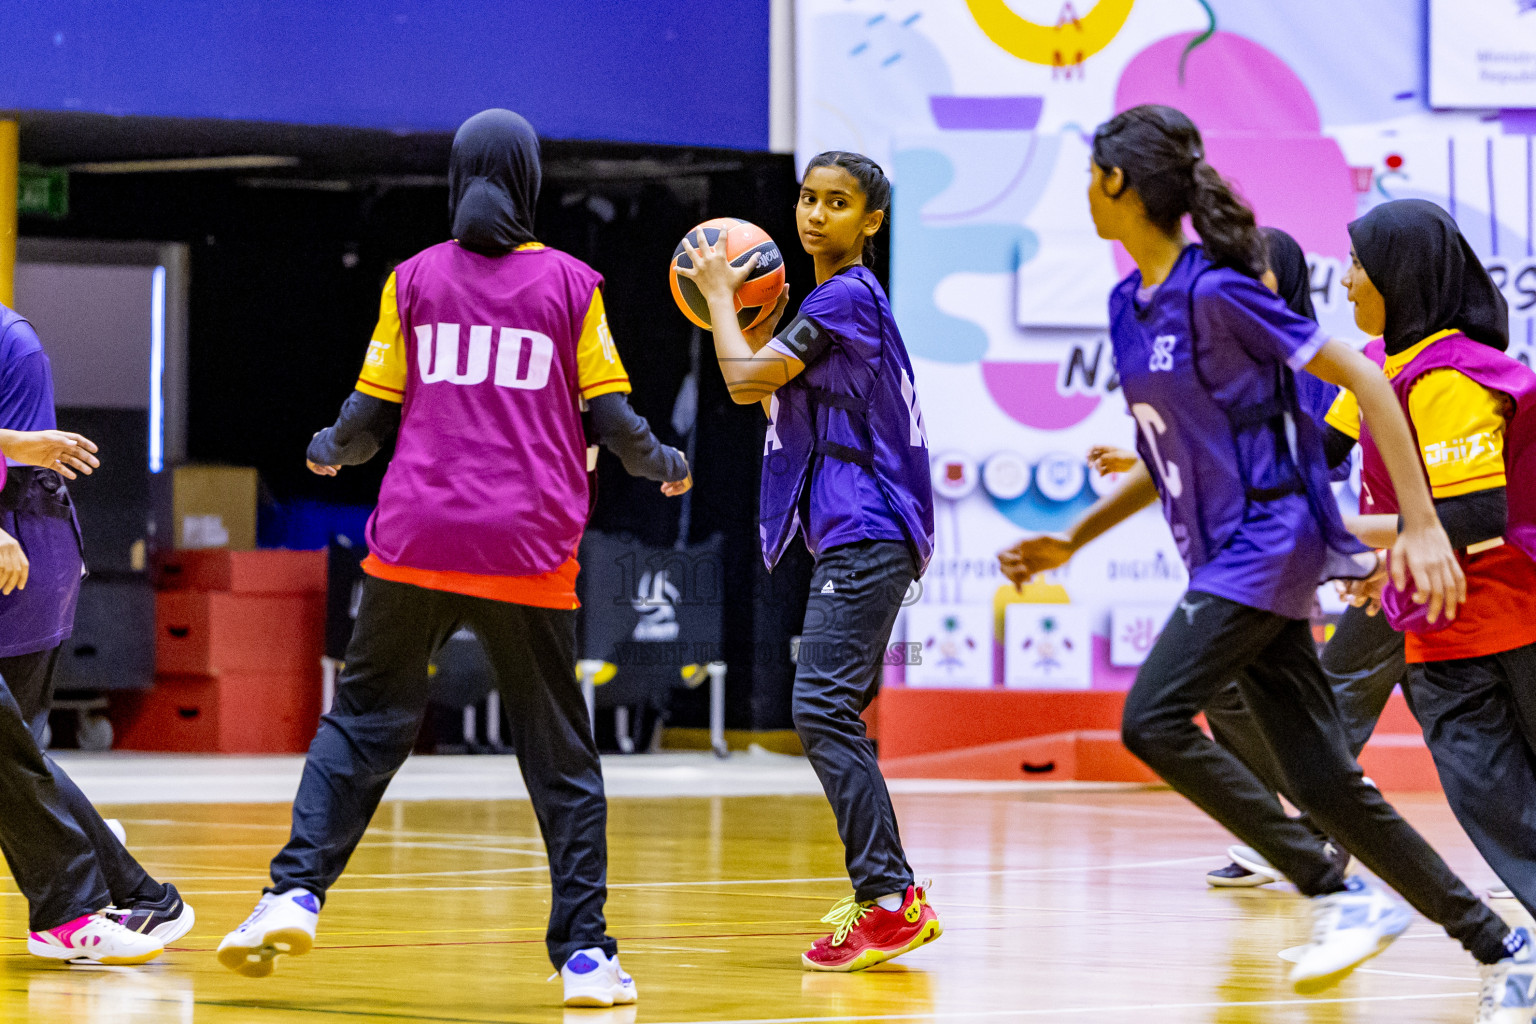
[217, 889, 319, 977]
[1289, 875, 1412, 993]
[1478, 927, 1536, 1024]
[559, 947, 637, 1008]
[28, 911, 164, 965]
[105, 819, 127, 845]
[1227, 845, 1285, 885]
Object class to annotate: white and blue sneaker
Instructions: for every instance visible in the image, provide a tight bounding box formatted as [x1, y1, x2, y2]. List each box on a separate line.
[1478, 928, 1536, 1024]
[1213, 845, 1285, 887]
[559, 947, 637, 1008]
[1289, 875, 1412, 993]
[217, 888, 319, 978]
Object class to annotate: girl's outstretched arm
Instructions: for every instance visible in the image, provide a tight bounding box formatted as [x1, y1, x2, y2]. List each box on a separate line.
[999, 462, 1158, 588]
[1305, 339, 1465, 623]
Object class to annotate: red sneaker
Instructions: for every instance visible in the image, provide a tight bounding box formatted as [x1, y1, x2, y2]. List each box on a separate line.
[801, 882, 942, 972]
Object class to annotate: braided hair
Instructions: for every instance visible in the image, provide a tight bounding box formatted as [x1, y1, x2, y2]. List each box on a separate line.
[1091, 105, 1263, 278]
[803, 151, 891, 263]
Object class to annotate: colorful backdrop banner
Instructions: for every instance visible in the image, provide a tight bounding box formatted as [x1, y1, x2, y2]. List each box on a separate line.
[797, 0, 1536, 688]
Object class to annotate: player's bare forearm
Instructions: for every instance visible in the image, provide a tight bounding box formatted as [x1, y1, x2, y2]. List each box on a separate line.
[706, 294, 796, 404]
[1306, 341, 1436, 529]
[1345, 513, 1399, 549]
[1066, 462, 1158, 551]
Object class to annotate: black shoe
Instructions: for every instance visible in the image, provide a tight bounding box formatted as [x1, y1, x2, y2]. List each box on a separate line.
[108, 883, 196, 944]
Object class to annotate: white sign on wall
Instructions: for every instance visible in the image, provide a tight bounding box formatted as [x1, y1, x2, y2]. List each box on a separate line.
[1109, 605, 1173, 668]
[1003, 604, 1091, 690]
[906, 604, 992, 688]
[1430, 0, 1536, 108]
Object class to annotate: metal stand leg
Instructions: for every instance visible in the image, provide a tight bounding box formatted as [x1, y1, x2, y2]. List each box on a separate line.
[321, 656, 340, 715]
[615, 706, 634, 754]
[485, 690, 502, 749]
[706, 661, 728, 759]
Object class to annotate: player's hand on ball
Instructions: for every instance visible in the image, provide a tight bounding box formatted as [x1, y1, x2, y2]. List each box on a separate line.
[1087, 444, 1138, 476]
[743, 286, 790, 351]
[678, 231, 757, 304]
[0, 429, 100, 479]
[0, 528, 29, 595]
[998, 533, 1075, 589]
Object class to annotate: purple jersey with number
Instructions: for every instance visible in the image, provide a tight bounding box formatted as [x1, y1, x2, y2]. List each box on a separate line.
[366, 242, 603, 577]
[1110, 246, 1365, 620]
[760, 266, 934, 571]
[766, 270, 906, 554]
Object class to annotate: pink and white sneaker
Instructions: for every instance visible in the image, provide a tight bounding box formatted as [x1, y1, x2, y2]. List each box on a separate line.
[28, 911, 165, 965]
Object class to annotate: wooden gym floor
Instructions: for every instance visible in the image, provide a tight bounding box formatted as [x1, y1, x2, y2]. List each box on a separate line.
[0, 785, 1519, 1023]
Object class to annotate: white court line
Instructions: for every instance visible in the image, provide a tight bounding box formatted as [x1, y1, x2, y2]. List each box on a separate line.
[1356, 966, 1480, 982]
[118, 818, 549, 846]
[0, 854, 1229, 899]
[636, 989, 1477, 1024]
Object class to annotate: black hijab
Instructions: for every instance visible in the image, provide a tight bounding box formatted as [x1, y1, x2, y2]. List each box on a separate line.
[1347, 198, 1508, 355]
[449, 109, 541, 255]
[1262, 228, 1316, 322]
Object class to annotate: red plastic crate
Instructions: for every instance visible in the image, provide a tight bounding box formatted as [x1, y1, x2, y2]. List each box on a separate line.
[155, 591, 324, 675]
[111, 672, 321, 753]
[155, 549, 326, 594]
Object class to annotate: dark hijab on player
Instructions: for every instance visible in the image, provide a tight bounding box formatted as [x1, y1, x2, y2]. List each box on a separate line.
[1263, 228, 1315, 322]
[448, 108, 541, 255]
[1348, 199, 1508, 355]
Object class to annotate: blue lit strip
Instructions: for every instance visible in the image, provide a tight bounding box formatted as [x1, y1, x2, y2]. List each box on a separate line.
[149, 265, 166, 473]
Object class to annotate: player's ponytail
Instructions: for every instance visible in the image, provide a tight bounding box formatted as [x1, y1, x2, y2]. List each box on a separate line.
[1092, 105, 1263, 278]
[804, 151, 891, 262]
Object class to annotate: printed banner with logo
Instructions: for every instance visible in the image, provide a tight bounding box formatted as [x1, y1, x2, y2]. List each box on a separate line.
[797, 0, 1536, 688]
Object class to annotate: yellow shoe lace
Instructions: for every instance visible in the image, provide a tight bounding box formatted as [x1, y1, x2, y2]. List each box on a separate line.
[820, 895, 875, 947]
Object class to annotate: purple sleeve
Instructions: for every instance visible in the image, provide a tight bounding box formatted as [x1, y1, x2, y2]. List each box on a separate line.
[766, 278, 857, 365]
[0, 323, 56, 434]
[1193, 273, 1326, 372]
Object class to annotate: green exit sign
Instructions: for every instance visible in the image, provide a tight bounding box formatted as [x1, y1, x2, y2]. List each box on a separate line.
[18, 166, 67, 219]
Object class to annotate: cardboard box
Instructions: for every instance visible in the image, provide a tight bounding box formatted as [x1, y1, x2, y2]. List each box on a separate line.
[155, 591, 324, 675]
[156, 548, 326, 594]
[172, 465, 257, 550]
[112, 672, 321, 753]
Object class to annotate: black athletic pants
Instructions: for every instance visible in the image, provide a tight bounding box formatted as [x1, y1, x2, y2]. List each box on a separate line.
[1409, 641, 1536, 923]
[792, 540, 916, 904]
[1122, 592, 1509, 964]
[1203, 603, 1407, 842]
[268, 575, 615, 969]
[0, 647, 164, 931]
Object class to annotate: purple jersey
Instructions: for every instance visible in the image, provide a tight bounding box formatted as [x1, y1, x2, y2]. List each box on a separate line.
[767, 271, 906, 555]
[760, 267, 934, 571]
[0, 306, 57, 467]
[0, 305, 81, 657]
[1111, 246, 1362, 620]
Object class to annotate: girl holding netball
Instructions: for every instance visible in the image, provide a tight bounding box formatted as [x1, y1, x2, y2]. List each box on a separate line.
[999, 106, 1532, 1008]
[677, 151, 941, 972]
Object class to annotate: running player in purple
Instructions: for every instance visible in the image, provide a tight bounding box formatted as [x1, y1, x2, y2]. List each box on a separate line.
[0, 304, 195, 965]
[678, 151, 941, 972]
[999, 106, 1528, 1003]
[218, 110, 690, 1009]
